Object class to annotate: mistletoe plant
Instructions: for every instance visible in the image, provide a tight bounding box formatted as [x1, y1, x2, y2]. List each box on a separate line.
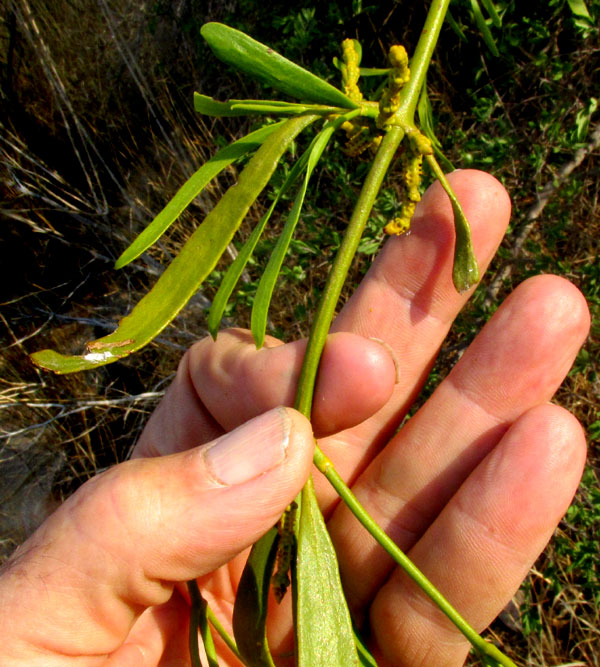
[32, 1, 517, 665]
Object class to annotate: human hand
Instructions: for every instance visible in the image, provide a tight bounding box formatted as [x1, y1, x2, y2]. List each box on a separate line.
[0, 170, 589, 666]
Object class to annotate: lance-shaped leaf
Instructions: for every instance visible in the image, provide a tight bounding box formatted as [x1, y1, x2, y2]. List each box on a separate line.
[425, 154, 480, 293]
[207, 143, 312, 338]
[31, 114, 317, 374]
[417, 83, 454, 172]
[332, 58, 390, 78]
[201, 22, 357, 110]
[232, 527, 278, 667]
[251, 111, 357, 347]
[187, 581, 219, 667]
[470, 0, 500, 57]
[479, 0, 502, 28]
[354, 626, 378, 667]
[445, 9, 468, 43]
[295, 478, 359, 666]
[567, 0, 591, 19]
[115, 122, 284, 269]
[194, 93, 341, 118]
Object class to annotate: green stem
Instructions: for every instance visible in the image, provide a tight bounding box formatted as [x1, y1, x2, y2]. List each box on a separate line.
[312, 447, 517, 667]
[187, 580, 204, 667]
[294, 124, 404, 417]
[397, 0, 451, 124]
[187, 580, 220, 667]
[207, 607, 242, 662]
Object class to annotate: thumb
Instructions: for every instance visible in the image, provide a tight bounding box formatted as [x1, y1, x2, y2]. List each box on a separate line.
[0, 407, 313, 662]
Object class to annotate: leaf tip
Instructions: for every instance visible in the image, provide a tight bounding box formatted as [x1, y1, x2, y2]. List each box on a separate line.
[452, 239, 480, 292]
[200, 22, 219, 39]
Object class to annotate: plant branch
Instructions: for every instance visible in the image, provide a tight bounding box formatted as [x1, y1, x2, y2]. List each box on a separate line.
[397, 0, 452, 124]
[294, 125, 404, 417]
[208, 607, 242, 662]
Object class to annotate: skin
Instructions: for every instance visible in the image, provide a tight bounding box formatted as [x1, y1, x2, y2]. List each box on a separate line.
[0, 170, 590, 666]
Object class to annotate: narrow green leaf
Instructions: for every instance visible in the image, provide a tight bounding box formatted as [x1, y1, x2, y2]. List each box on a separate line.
[567, 0, 591, 19]
[206, 608, 242, 662]
[207, 145, 311, 338]
[479, 0, 502, 28]
[417, 84, 454, 172]
[250, 183, 308, 349]
[187, 580, 204, 667]
[201, 22, 357, 110]
[574, 97, 598, 141]
[417, 84, 441, 151]
[425, 154, 480, 293]
[114, 121, 284, 269]
[469, 0, 500, 57]
[295, 478, 359, 667]
[445, 9, 469, 44]
[193, 92, 254, 117]
[194, 93, 342, 117]
[232, 527, 279, 667]
[251, 111, 357, 348]
[31, 115, 318, 374]
[358, 67, 392, 77]
[187, 580, 220, 667]
[231, 102, 340, 116]
[354, 625, 378, 666]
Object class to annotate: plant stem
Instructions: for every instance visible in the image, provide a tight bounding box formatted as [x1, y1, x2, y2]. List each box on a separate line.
[294, 0, 452, 416]
[187, 580, 222, 667]
[207, 607, 242, 662]
[312, 447, 518, 667]
[397, 0, 451, 124]
[187, 580, 204, 667]
[294, 124, 404, 417]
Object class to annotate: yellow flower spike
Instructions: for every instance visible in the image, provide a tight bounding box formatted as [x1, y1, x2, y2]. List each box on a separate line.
[343, 125, 373, 157]
[369, 134, 383, 152]
[383, 201, 417, 236]
[384, 201, 416, 236]
[404, 152, 423, 202]
[341, 38, 363, 103]
[377, 43, 411, 128]
[272, 501, 298, 603]
[388, 45, 410, 85]
[407, 128, 434, 156]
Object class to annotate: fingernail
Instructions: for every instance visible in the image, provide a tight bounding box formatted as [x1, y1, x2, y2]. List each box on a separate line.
[369, 337, 401, 384]
[201, 407, 291, 486]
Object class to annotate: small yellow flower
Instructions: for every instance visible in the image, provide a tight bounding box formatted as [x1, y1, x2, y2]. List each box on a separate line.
[384, 201, 416, 236]
[377, 44, 411, 127]
[341, 38, 363, 103]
